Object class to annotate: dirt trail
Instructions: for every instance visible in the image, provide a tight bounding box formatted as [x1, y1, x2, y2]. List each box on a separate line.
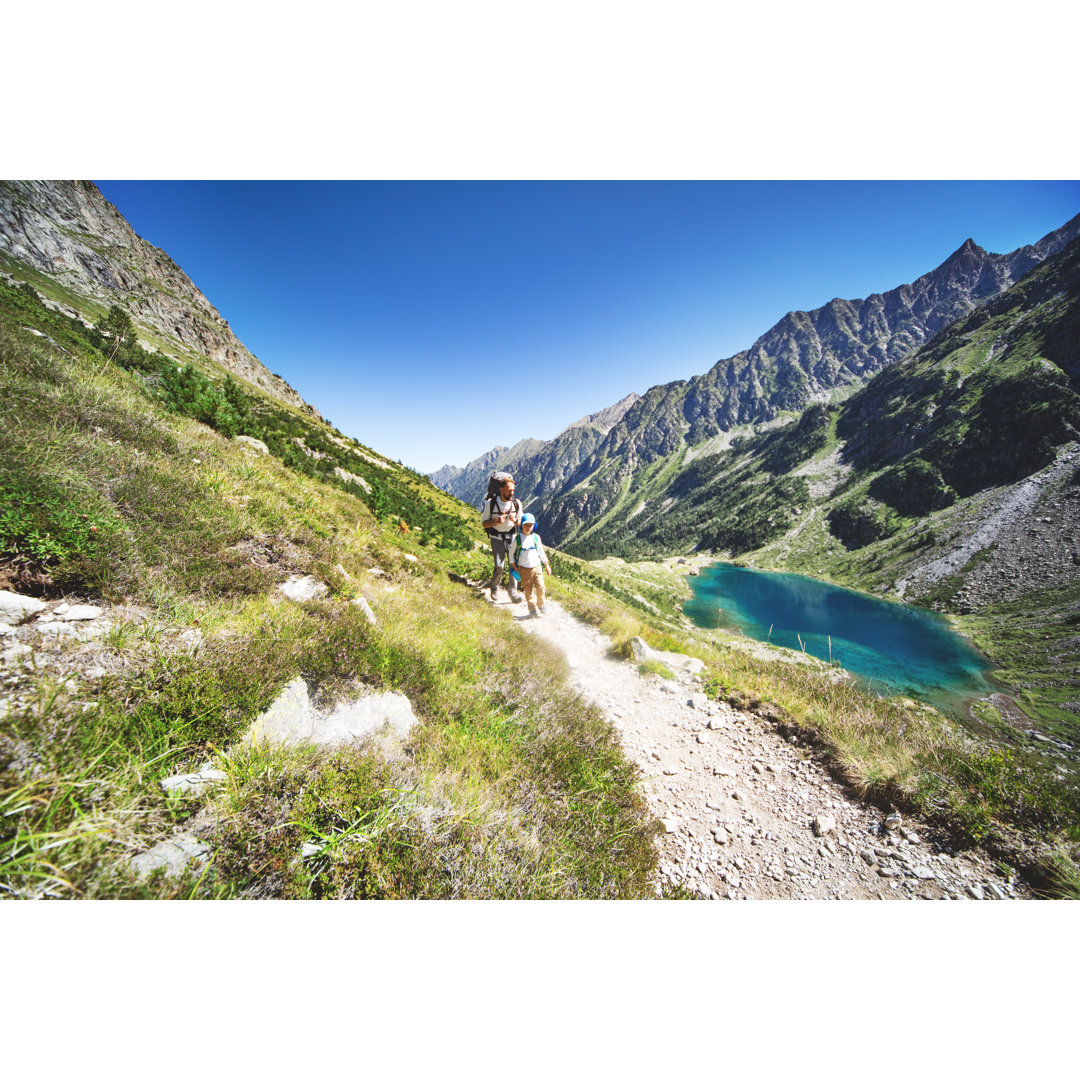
[502, 594, 1027, 900]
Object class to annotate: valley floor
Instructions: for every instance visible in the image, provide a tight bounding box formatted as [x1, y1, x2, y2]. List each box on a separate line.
[501, 592, 1027, 900]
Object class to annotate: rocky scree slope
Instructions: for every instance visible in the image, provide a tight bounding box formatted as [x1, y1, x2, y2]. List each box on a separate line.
[0, 180, 310, 412]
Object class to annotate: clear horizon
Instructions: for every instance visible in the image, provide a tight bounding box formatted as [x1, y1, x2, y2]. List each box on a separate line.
[95, 180, 1080, 474]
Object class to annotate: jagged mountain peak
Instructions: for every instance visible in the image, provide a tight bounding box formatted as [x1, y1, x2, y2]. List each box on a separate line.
[566, 392, 642, 434]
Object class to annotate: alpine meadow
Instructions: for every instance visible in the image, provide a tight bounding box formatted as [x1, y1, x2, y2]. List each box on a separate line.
[2, 180, 1079, 901]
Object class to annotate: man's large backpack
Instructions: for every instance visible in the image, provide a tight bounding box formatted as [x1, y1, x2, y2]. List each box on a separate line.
[483, 470, 520, 538]
[485, 470, 514, 502]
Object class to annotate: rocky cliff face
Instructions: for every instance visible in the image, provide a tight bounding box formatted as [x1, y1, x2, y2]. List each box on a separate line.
[0, 180, 311, 412]
[538, 213, 1080, 548]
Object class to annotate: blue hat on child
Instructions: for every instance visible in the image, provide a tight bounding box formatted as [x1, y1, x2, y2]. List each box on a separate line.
[521, 513, 536, 525]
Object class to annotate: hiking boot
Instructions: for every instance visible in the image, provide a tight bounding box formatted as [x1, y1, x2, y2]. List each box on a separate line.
[536, 605, 546, 617]
[507, 587, 524, 604]
[527, 605, 538, 618]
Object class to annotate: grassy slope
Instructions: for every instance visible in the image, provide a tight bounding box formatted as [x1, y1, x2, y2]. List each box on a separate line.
[3, 271, 1077, 898]
[0, 292, 659, 899]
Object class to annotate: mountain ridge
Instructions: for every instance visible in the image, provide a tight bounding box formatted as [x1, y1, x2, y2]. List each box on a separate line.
[433, 212, 1080, 549]
[540, 213, 1080, 548]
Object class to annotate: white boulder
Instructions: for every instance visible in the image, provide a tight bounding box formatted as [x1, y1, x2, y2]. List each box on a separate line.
[241, 678, 419, 749]
[61, 605, 103, 621]
[629, 636, 705, 675]
[234, 435, 270, 454]
[0, 591, 47, 626]
[278, 575, 328, 601]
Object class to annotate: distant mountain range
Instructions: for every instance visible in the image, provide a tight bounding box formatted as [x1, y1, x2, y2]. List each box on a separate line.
[430, 393, 641, 509]
[433, 212, 1080, 552]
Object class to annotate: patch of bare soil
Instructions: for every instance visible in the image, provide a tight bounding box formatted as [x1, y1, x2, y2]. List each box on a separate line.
[0, 557, 55, 598]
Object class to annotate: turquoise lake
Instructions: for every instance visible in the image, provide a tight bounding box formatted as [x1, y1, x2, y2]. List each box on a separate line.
[684, 562, 998, 715]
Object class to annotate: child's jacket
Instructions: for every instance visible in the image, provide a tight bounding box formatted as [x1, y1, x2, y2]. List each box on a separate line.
[512, 532, 546, 569]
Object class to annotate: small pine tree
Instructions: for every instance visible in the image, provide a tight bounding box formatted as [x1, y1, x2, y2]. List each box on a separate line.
[97, 305, 137, 362]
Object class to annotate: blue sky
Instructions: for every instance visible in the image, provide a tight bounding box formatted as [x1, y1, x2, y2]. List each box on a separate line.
[95, 181, 1080, 474]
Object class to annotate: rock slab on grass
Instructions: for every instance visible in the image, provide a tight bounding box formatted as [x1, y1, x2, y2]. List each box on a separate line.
[278, 575, 329, 601]
[317, 693, 418, 743]
[629, 636, 705, 675]
[242, 678, 419, 748]
[242, 677, 313, 747]
[234, 435, 270, 454]
[129, 833, 210, 879]
[0, 591, 47, 625]
[161, 766, 228, 794]
[61, 605, 102, 621]
[352, 596, 377, 625]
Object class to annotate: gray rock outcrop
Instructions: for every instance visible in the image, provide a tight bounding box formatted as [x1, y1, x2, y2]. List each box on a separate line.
[160, 767, 228, 795]
[0, 180, 314, 414]
[278, 575, 328, 601]
[0, 591, 47, 625]
[234, 435, 270, 455]
[129, 833, 210, 879]
[241, 677, 419, 749]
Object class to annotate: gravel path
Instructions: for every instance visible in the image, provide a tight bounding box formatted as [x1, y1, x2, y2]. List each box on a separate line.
[503, 593, 1028, 901]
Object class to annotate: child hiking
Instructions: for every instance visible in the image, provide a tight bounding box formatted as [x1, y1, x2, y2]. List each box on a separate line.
[509, 513, 552, 618]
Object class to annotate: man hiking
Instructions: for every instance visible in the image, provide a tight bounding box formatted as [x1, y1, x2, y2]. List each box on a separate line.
[481, 473, 524, 604]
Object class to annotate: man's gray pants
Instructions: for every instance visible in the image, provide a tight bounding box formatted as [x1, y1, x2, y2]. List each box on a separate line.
[488, 533, 520, 597]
